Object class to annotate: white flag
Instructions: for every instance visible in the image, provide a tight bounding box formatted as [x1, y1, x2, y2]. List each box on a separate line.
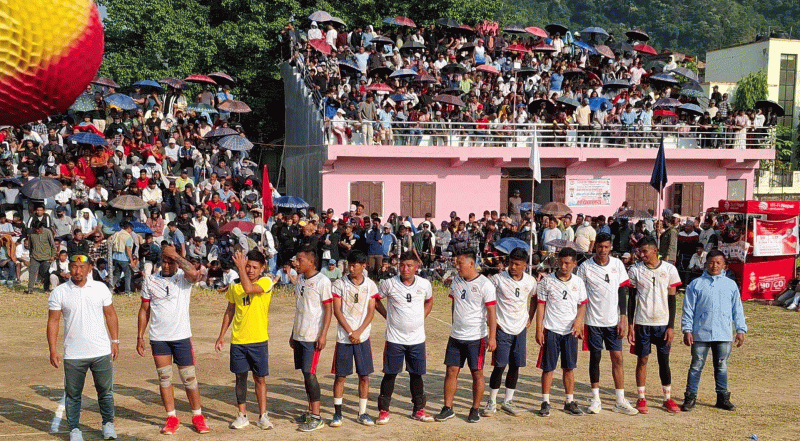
[529, 128, 541, 183]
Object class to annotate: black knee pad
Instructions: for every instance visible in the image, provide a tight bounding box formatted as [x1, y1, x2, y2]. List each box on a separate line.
[235, 372, 248, 405]
[505, 366, 519, 390]
[304, 373, 321, 402]
[589, 351, 602, 384]
[657, 351, 671, 386]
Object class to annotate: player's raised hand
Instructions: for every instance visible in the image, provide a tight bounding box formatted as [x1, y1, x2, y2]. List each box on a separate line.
[232, 250, 247, 269]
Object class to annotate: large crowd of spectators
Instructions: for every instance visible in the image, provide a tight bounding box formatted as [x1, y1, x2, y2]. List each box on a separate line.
[281, 18, 778, 148]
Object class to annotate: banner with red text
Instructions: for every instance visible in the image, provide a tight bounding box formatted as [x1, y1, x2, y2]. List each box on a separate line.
[753, 218, 800, 257]
[566, 178, 611, 207]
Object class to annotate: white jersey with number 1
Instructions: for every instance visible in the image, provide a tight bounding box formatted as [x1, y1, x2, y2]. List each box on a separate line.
[491, 271, 537, 335]
[627, 261, 681, 327]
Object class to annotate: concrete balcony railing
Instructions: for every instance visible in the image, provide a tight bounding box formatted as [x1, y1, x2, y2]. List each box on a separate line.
[327, 120, 777, 150]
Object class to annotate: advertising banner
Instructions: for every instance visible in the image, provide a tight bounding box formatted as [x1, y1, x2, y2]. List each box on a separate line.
[733, 258, 795, 300]
[753, 218, 800, 257]
[566, 178, 611, 207]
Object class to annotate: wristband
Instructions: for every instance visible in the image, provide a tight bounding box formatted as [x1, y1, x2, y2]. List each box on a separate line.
[111, 339, 120, 344]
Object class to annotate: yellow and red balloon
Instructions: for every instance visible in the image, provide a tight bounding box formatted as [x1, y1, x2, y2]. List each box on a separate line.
[0, 0, 104, 125]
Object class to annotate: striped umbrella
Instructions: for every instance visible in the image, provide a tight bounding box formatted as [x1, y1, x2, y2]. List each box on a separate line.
[217, 135, 253, 151]
[186, 103, 218, 114]
[203, 127, 238, 138]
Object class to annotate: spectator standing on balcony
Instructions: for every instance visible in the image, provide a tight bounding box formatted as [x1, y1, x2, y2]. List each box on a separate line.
[717, 94, 731, 121]
[378, 103, 395, 145]
[576, 99, 592, 147]
[358, 95, 377, 145]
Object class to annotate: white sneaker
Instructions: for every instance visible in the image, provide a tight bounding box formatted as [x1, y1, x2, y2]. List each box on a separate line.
[230, 413, 250, 429]
[787, 303, 797, 310]
[102, 422, 117, 439]
[69, 428, 84, 441]
[614, 399, 640, 415]
[257, 413, 274, 430]
[588, 398, 602, 414]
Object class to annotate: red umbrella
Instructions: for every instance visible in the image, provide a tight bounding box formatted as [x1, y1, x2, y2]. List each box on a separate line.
[413, 74, 438, 84]
[505, 44, 531, 53]
[208, 71, 235, 84]
[633, 44, 658, 55]
[218, 100, 252, 113]
[91, 77, 120, 88]
[364, 83, 394, 92]
[393, 16, 416, 27]
[476, 64, 500, 75]
[185, 74, 217, 85]
[594, 44, 615, 58]
[654, 109, 678, 118]
[586, 71, 602, 83]
[220, 220, 255, 234]
[532, 42, 557, 52]
[525, 26, 549, 39]
[433, 94, 465, 107]
[458, 24, 474, 32]
[308, 38, 332, 55]
[160, 77, 188, 89]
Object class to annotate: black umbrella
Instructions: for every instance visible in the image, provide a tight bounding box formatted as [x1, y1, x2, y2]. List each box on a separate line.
[437, 18, 459, 28]
[755, 100, 785, 117]
[545, 23, 569, 35]
[516, 67, 539, 78]
[625, 29, 650, 42]
[609, 41, 633, 55]
[21, 177, 61, 199]
[368, 66, 392, 77]
[528, 99, 555, 114]
[602, 79, 631, 89]
[399, 41, 425, 55]
[440, 63, 467, 76]
[503, 24, 527, 34]
[338, 60, 360, 74]
[433, 94, 465, 107]
[371, 36, 394, 47]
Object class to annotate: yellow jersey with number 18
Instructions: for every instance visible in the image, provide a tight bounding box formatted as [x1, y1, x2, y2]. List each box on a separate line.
[226, 277, 273, 344]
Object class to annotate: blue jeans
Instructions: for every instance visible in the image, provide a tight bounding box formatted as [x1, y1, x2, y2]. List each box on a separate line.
[64, 355, 114, 431]
[0, 260, 14, 280]
[268, 253, 277, 275]
[112, 259, 132, 293]
[686, 341, 732, 394]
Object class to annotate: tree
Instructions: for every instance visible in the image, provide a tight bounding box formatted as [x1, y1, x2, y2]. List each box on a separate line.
[733, 71, 768, 111]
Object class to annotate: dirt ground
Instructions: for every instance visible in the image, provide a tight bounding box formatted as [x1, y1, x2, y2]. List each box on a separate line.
[1, 284, 798, 441]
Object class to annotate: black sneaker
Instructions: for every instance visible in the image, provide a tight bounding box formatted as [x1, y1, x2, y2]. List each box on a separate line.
[538, 402, 551, 417]
[564, 401, 584, 416]
[467, 408, 480, 423]
[681, 392, 697, 412]
[434, 406, 455, 422]
[715, 392, 736, 411]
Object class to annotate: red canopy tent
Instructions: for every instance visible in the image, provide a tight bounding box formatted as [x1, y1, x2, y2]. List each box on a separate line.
[716, 199, 800, 300]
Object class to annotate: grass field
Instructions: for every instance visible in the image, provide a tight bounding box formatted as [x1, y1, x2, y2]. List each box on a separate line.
[0, 283, 798, 441]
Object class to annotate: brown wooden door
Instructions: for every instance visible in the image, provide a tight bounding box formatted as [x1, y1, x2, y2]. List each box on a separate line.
[400, 182, 436, 218]
[626, 182, 658, 213]
[552, 178, 566, 203]
[350, 181, 384, 216]
[680, 182, 704, 218]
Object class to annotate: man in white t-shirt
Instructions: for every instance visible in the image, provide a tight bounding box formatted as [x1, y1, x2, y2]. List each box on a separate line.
[435, 250, 497, 423]
[535, 247, 587, 417]
[329, 251, 379, 427]
[47, 254, 119, 441]
[542, 218, 563, 252]
[290, 250, 333, 432]
[627, 236, 682, 414]
[482, 248, 536, 417]
[137, 245, 209, 435]
[576, 234, 638, 415]
[375, 252, 435, 425]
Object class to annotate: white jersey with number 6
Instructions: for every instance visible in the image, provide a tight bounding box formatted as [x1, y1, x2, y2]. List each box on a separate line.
[378, 275, 433, 345]
[536, 273, 588, 335]
[332, 275, 379, 344]
[627, 261, 681, 326]
[491, 271, 537, 335]
[577, 257, 630, 328]
[292, 272, 333, 342]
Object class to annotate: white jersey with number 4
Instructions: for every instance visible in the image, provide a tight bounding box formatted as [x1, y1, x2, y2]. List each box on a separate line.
[627, 261, 681, 326]
[292, 272, 333, 342]
[577, 257, 630, 328]
[140, 269, 194, 342]
[378, 275, 433, 345]
[491, 271, 537, 335]
[449, 275, 496, 340]
[537, 273, 588, 335]
[332, 275, 379, 344]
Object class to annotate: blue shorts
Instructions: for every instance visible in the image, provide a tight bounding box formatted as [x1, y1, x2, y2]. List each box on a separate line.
[230, 341, 269, 377]
[541, 330, 578, 372]
[332, 340, 374, 377]
[444, 337, 487, 371]
[587, 325, 623, 352]
[383, 342, 426, 375]
[492, 328, 527, 368]
[293, 341, 321, 374]
[151, 338, 195, 367]
[634, 325, 671, 357]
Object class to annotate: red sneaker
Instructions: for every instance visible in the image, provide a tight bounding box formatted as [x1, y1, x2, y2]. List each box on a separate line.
[662, 399, 681, 413]
[192, 414, 211, 434]
[376, 410, 391, 425]
[161, 415, 180, 435]
[635, 398, 649, 414]
[412, 409, 434, 422]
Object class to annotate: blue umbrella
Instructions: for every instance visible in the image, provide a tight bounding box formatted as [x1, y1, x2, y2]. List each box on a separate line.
[589, 96, 612, 111]
[572, 40, 596, 53]
[389, 94, 407, 102]
[203, 127, 238, 138]
[390, 69, 417, 79]
[131, 221, 153, 235]
[494, 237, 530, 254]
[649, 73, 679, 84]
[133, 80, 162, 89]
[273, 196, 310, 209]
[581, 26, 608, 38]
[382, 17, 395, 25]
[70, 94, 96, 112]
[104, 93, 137, 110]
[519, 202, 542, 213]
[649, 136, 668, 194]
[679, 103, 705, 115]
[217, 135, 254, 151]
[69, 132, 107, 146]
[338, 60, 360, 74]
[679, 89, 705, 99]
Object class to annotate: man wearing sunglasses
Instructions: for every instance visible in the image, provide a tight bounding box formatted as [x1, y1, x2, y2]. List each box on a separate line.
[136, 245, 209, 435]
[47, 254, 119, 441]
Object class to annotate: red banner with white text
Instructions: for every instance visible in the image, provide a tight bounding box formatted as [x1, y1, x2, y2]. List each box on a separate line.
[732, 258, 795, 300]
[753, 218, 800, 257]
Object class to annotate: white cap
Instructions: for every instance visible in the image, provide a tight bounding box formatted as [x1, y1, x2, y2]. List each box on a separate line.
[336, 108, 345, 114]
[147, 156, 156, 164]
[168, 138, 176, 144]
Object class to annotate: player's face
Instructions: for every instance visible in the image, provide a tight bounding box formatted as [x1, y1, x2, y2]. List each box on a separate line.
[508, 259, 527, 279]
[348, 262, 365, 277]
[296, 254, 315, 273]
[640, 244, 659, 264]
[455, 255, 475, 277]
[557, 256, 576, 277]
[705, 255, 726, 276]
[398, 259, 419, 282]
[69, 261, 90, 282]
[594, 240, 611, 259]
[245, 260, 264, 281]
[161, 257, 177, 277]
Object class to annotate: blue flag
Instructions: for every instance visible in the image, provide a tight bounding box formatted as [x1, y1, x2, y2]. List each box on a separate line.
[649, 136, 668, 194]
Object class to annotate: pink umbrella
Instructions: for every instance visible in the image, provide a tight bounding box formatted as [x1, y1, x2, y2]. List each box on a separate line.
[208, 71, 235, 84]
[218, 100, 252, 113]
[308, 39, 332, 55]
[532, 42, 557, 52]
[505, 44, 531, 53]
[525, 26, 548, 39]
[594, 45, 615, 58]
[633, 44, 658, 55]
[185, 74, 217, 85]
[476, 64, 500, 75]
[364, 83, 394, 92]
[393, 16, 416, 28]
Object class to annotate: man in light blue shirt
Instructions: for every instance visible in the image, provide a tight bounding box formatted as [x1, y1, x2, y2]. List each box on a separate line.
[680, 249, 746, 412]
[620, 104, 638, 127]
